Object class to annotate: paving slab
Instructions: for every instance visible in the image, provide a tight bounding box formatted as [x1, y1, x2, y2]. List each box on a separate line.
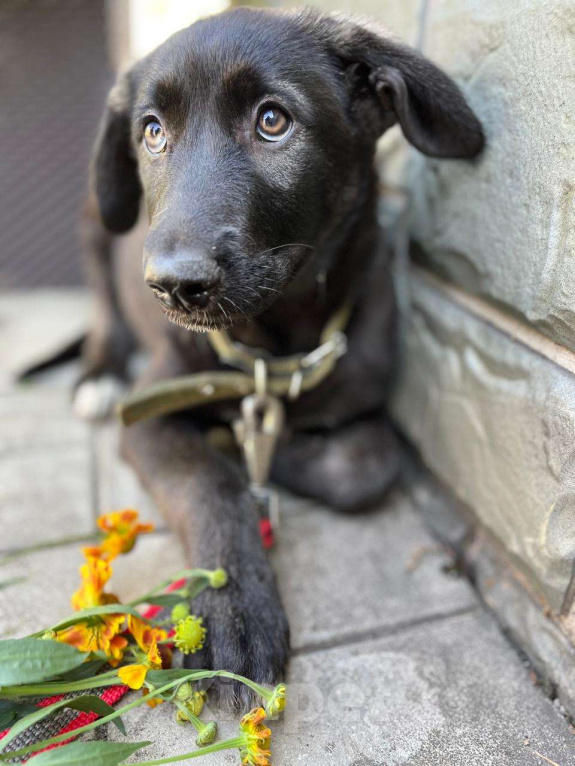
[102, 610, 574, 765]
[0, 387, 88, 453]
[0, 385, 94, 552]
[92, 422, 165, 529]
[272, 490, 476, 651]
[0, 533, 187, 638]
[0, 289, 90, 387]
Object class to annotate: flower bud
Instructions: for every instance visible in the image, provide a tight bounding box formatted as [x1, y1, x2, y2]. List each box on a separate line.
[175, 709, 190, 726]
[265, 683, 286, 717]
[175, 681, 194, 702]
[208, 569, 228, 589]
[196, 721, 217, 747]
[174, 615, 207, 655]
[185, 691, 206, 717]
[171, 602, 190, 623]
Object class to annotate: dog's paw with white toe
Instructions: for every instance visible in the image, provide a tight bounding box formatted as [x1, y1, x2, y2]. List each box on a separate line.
[73, 375, 127, 422]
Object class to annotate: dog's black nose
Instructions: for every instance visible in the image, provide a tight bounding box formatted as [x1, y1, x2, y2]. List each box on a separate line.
[145, 251, 220, 311]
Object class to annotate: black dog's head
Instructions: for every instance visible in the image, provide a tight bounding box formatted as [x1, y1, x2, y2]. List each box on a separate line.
[94, 8, 483, 331]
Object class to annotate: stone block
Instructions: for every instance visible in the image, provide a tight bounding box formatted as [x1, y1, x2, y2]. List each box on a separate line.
[391, 272, 575, 610]
[408, 0, 575, 350]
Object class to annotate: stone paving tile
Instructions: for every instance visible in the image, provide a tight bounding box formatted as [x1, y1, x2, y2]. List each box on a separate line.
[0, 387, 88, 452]
[0, 444, 94, 554]
[103, 610, 574, 766]
[0, 289, 90, 387]
[272, 490, 477, 651]
[92, 423, 165, 529]
[0, 534, 186, 638]
[0, 387, 94, 552]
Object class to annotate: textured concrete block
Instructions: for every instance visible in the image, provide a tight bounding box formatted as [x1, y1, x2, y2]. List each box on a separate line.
[392, 273, 575, 610]
[103, 611, 574, 765]
[273, 490, 476, 651]
[305, 0, 423, 47]
[408, 0, 575, 350]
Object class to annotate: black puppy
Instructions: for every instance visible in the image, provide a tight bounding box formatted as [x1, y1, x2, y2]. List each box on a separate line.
[78, 7, 483, 703]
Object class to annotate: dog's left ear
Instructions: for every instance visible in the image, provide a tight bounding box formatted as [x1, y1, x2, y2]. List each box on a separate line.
[92, 68, 142, 234]
[310, 12, 485, 159]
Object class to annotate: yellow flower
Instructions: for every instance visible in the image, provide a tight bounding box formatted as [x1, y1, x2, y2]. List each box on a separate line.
[55, 613, 128, 664]
[85, 509, 154, 562]
[174, 616, 206, 655]
[238, 708, 272, 766]
[118, 637, 162, 690]
[71, 556, 115, 611]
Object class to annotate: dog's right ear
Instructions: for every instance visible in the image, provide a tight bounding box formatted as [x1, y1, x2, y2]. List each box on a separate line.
[92, 71, 141, 234]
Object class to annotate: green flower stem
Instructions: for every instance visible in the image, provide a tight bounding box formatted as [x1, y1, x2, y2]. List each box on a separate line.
[0, 670, 255, 761]
[213, 671, 271, 701]
[174, 701, 203, 734]
[135, 737, 245, 765]
[127, 569, 214, 606]
[0, 671, 121, 698]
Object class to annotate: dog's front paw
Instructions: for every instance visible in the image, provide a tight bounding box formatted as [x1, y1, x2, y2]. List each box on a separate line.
[184, 571, 290, 709]
[73, 374, 127, 421]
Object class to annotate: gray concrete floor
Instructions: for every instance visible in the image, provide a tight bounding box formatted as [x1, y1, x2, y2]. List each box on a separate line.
[1, 291, 573, 765]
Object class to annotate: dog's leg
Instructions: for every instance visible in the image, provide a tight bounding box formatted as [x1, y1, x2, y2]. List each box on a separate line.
[272, 415, 402, 513]
[74, 195, 137, 420]
[120, 356, 289, 705]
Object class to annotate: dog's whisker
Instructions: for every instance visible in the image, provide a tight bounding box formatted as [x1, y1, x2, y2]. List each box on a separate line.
[255, 243, 315, 257]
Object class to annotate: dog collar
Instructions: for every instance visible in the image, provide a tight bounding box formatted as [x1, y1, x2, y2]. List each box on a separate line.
[117, 301, 352, 549]
[117, 301, 352, 427]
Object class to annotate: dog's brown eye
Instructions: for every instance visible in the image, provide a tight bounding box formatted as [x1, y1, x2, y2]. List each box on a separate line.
[143, 120, 167, 154]
[256, 106, 291, 142]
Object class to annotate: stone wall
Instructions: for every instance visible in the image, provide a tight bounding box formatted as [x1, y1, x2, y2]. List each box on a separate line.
[303, 0, 575, 702]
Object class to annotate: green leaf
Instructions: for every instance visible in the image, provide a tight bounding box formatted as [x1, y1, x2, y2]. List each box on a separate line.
[40, 604, 146, 635]
[0, 700, 38, 729]
[0, 695, 125, 753]
[0, 638, 88, 686]
[28, 741, 150, 765]
[141, 593, 184, 608]
[55, 659, 107, 682]
[146, 669, 196, 686]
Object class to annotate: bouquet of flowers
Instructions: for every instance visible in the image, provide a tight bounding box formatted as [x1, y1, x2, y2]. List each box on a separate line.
[0, 511, 285, 765]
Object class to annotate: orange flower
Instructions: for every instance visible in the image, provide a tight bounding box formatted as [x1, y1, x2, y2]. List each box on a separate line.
[238, 708, 272, 766]
[118, 637, 162, 690]
[55, 613, 128, 664]
[128, 615, 167, 652]
[85, 510, 154, 561]
[142, 688, 164, 708]
[71, 556, 116, 611]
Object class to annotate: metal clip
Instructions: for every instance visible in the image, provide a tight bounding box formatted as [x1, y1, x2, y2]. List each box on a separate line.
[233, 392, 285, 489]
